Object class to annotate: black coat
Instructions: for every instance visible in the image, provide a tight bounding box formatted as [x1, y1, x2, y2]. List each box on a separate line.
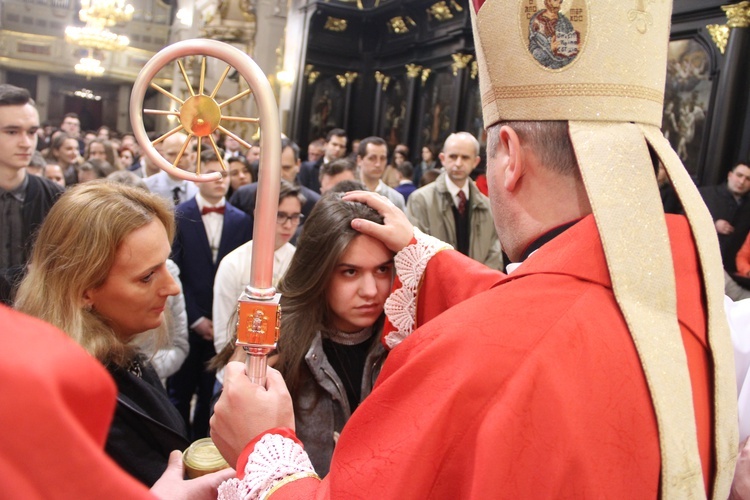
[229, 182, 320, 223]
[699, 183, 750, 272]
[297, 158, 323, 194]
[1, 174, 63, 304]
[106, 361, 190, 486]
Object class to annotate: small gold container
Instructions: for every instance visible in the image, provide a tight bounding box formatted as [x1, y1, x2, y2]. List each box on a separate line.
[183, 437, 230, 479]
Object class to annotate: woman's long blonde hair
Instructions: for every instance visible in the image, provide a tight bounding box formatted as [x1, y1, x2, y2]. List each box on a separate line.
[15, 181, 175, 367]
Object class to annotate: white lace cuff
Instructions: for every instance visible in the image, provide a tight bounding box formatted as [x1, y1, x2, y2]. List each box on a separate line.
[383, 228, 453, 349]
[218, 434, 318, 500]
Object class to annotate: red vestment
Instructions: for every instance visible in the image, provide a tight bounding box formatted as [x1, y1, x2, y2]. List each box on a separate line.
[0, 305, 153, 499]
[265, 215, 713, 498]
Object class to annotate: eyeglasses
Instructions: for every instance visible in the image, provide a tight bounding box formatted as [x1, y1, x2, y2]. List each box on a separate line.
[276, 212, 304, 225]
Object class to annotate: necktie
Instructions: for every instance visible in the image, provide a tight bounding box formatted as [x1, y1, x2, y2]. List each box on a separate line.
[201, 206, 226, 215]
[172, 187, 181, 206]
[457, 191, 467, 216]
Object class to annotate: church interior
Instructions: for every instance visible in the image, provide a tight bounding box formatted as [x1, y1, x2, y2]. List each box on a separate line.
[0, 0, 747, 184]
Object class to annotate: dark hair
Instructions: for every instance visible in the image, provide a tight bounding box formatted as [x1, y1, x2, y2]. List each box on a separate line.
[106, 170, 148, 190]
[357, 136, 387, 158]
[309, 137, 326, 149]
[0, 84, 35, 107]
[200, 147, 224, 164]
[79, 159, 116, 179]
[394, 144, 409, 157]
[46, 132, 78, 163]
[319, 157, 358, 181]
[279, 178, 307, 206]
[281, 137, 301, 163]
[397, 161, 414, 179]
[422, 144, 437, 158]
[62, 113, 80, 122]
[227, 155, 251, 170]
[326, 128, 347, 142]
[276, 194, 386, 399]
[29, 151, 47, 169]
[85, 138, 118, 166]
[329, 179, 367, 193]
[732, 162, 750, 172]
[419, 169, 440, 187]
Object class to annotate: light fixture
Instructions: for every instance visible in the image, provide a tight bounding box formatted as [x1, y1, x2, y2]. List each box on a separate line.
[65, 25, 130, 51]
[75, 53, 105, 79]
[73, 88, 103, 101]
[66, 0, 134, 78]
[176, 8, 193, 27]
[276, 70, 294, 87]
[78, 0, 134, 27]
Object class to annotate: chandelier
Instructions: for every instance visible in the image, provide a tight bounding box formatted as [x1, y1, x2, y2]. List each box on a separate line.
[78, 0, 134, 27]
[65, 24, 129, 51]
[75, 52, 106, 79]
[66, 0, 134, 77]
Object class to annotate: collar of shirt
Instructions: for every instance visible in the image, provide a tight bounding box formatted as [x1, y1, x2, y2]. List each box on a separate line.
[505, 219, 583, 274]
[195, 193, 226, 214]
[444, 176, 469, 208]
[160, 171, 190, 189]
[0, 174, 29, 203]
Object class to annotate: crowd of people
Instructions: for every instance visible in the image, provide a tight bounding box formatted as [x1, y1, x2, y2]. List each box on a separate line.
[2, 0, 750, 498]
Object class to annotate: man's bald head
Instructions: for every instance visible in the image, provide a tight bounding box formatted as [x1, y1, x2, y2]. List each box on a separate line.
[162, 132, 195, 173]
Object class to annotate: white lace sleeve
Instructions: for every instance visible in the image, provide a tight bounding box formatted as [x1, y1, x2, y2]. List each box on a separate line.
[218, 434, 318, 500]
[383, 228, 453, 349]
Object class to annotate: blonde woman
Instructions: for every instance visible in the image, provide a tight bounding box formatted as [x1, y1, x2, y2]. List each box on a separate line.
[15, 181, 191, 486]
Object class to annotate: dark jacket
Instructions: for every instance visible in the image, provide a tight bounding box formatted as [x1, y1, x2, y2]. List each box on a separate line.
[171, 198, 253, 325]
[229, 182, 320, 241]
[699, 183, 750, 271]
[106, 361, 190, 486]
[297, 158, 324, 194]
[295, 332, 386, 477]
[1, 174, 63, 304]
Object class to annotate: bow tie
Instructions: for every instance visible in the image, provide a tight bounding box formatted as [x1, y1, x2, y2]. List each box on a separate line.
[201, 206, 225, 215]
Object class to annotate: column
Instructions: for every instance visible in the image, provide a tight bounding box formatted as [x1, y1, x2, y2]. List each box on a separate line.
[703, 1, 750, 184]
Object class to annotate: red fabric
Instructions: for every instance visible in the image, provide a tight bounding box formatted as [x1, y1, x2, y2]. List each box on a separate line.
[201, 205, 226, 215]
[381, 236, 503, 347]
[267, 477, 324, 499]
[474, 173, 489, 196]
[275, 215, 713, 498]
[737, 231, 750, 277]
[236, 427, 300, 479]
[0, 305, 153, 499]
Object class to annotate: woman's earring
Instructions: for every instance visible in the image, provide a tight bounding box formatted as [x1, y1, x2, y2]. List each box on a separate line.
[83, 303, 93, 312]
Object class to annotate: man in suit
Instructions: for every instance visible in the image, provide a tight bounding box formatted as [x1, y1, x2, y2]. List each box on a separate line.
[223, 135, 245, 161]
[169, 149, 252, 440]
[357, 136, 405, 210]
[145, 132, 198, 205]
[59, 112, 85, 155]
[298, 128, 347, 193]
[394, 161, 417, 203]
[319, 157, 359, 195]
[700, 161, 750, 273]
[130, 131, 162, 178]
[230, 138, 320, 223]
[0, 84, 63, 304]
[406, 132, 502, 269]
